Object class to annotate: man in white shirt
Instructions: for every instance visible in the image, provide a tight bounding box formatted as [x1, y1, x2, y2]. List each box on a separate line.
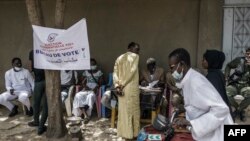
[168, 48, 234, 141]
[0, 57, 34, 117]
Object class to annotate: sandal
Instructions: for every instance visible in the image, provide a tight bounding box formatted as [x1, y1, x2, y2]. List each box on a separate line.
[83, 117, 90, 124]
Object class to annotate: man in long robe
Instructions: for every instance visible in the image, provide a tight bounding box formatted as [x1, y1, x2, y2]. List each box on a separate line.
[113, 42, 140, 140]
[168, 48, 234, 141]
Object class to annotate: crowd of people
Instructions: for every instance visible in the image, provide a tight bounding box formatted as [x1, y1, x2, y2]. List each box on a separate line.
[0, 42, 250, 140]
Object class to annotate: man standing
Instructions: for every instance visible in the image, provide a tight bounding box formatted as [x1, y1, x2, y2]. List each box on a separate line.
[168, 48, 233, 141]
[113, 42, 140, 140]
[0, 57, 34, 117]
[28, 50, 48, 135]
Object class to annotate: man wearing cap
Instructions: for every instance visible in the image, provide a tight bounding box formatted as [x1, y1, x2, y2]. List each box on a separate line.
[140, 57, 166, 117]
[140, 57, 165, 88]
[225, 47, 250, 121]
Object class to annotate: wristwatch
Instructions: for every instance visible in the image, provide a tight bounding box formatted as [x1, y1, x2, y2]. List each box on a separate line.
[186, 126, 192, 132]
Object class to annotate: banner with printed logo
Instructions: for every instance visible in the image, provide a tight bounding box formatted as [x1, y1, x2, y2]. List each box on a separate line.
[32, 19, 90, 70]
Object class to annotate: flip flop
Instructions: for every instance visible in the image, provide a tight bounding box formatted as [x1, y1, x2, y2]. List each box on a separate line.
[83, 117, 90, 124]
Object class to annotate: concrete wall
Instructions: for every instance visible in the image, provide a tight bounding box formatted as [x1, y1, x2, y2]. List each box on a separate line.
[0, 0, 222, 91]
[197, 0, 224, 69]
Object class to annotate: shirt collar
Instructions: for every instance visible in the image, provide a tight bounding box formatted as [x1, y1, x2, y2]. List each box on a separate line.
[180, 68, 193, 87]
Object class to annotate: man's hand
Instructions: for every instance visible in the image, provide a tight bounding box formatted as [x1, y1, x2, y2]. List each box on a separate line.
[10, 89, 14, 95]
[116, 85, 124, 96]
[141, 80, 148, 86]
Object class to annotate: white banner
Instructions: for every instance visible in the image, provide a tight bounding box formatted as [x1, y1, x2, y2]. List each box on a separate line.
[32, 19, 90, 70]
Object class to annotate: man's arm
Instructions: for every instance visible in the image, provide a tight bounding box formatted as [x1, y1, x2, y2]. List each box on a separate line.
[158, 68, 166, 87]
[189, 83, 231, 139]
[225, 57, 241, 79]
[5, 71, 13, 92]
[113, 59, 120, 88]
[28, 50, 34, 72]
[120, 55, 139, 87]
[26, 70, 35, 91]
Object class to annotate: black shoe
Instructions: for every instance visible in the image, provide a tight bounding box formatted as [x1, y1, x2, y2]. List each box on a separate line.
[38, 126, 47, 135]
[8, 105, 18, 117]
[25, 107, 33, 116]
[28, 121, 39, 127]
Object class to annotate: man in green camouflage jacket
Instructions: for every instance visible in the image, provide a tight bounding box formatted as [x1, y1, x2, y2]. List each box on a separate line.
[225, 48, 250, 121]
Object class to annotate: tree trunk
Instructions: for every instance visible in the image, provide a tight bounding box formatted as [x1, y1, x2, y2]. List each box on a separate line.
[46, 0, 67, 138]
[45, 70, 66, 138]
[26, 0, 67, 139]
[25, 0, 43, 26]
[55, 0, 66, 28]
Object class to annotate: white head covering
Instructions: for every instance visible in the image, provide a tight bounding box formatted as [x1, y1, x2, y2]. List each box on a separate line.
[146, 57, 156, 65]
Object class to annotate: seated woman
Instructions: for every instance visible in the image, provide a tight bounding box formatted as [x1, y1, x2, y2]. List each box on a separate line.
[72, 58, 104, 123]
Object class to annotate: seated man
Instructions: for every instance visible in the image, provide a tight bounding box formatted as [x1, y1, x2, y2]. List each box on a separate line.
[72, 58, 104, 122]
[140, 57, 165, 88]
[0, 57, 34, 117]
[60, 70, 78, 102]
[140, 58, 165, 118]
[225, 47, 250, 121]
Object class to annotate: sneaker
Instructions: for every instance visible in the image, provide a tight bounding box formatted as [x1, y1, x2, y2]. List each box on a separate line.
[38, 126, 47, 135]
[28, 121, 39, 127]
[8, 105, 18, 117]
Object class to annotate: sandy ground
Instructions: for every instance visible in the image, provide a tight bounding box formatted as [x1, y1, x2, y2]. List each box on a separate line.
[0, 105, 123, 141]
[0, 104, 250, 141]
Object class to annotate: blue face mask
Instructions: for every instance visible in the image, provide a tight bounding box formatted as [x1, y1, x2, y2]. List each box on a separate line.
[172, 63, 183, 81]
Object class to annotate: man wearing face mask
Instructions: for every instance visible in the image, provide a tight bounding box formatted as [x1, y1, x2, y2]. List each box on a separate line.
[224, 47, 250, 121]
[72, 58, 104, 121]
[168, 48, 233, 141]
[0, 57, 34, 117]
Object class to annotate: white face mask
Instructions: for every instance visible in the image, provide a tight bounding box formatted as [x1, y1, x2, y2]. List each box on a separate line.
[14, 67, 22, 71]
[91, 65, 97, 70]
[172, 63, 183, 81]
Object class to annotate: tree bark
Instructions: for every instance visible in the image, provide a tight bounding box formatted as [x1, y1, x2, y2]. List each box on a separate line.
[26, 0, 67, 139]
[55, 0, 66, 28]
[25, 0, 43, 26]
[45, 70, 66, 138]
[46, 0, 67, 138]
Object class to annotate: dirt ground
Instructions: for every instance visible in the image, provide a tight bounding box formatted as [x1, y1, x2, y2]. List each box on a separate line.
[0, 104, 250, 141]
[0, 105, 123, 141]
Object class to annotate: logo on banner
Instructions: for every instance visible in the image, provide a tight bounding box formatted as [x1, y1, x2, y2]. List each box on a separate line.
[32, 19, 90, 70]
[47, 33, 58, 42]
